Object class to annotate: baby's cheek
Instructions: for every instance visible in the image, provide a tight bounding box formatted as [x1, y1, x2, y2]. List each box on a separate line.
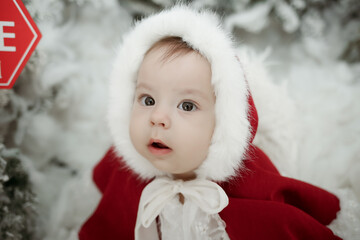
[129, 111, 142, 143]
[195, 120, 214, 141]
[129, 121, 136, 146]
[194, 125, 214, 157]
[186, 128, 211, 154]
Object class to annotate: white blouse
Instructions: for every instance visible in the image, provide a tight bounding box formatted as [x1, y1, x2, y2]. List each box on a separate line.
[135, 177, 230, 240]
[159, 195, 229, 240]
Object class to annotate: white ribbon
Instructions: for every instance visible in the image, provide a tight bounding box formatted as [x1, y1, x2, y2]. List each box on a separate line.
[135, 177, 229, 240]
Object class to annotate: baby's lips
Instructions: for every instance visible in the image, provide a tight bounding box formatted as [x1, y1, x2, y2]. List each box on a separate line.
[148, 138, 171, 149]
[147, 138, 173, 156]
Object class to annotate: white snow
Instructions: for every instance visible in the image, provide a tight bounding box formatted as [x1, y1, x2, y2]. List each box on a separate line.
[225, 2, 272, 33]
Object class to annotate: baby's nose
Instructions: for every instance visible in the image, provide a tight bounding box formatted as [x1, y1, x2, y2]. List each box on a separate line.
[150, 108, 171, 129]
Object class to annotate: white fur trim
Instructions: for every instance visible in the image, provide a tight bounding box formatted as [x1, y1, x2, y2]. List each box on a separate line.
[108, 5, 251, 181]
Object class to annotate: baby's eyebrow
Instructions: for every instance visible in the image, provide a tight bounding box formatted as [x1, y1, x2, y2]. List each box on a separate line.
[178, 88, 208, 100]
[135, 82, 152, 91]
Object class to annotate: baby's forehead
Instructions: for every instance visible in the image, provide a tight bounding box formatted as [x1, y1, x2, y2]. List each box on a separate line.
[137, 43, 215, 101]
[144, 36, 208, 65]
[142, 47, 206, 69]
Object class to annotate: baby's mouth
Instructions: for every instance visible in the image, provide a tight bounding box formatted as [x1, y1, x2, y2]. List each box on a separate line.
[151, 142, 169, 149]
[148, 139, 172, 155]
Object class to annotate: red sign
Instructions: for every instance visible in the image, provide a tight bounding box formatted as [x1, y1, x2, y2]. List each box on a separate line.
[0, 0, 41, 89]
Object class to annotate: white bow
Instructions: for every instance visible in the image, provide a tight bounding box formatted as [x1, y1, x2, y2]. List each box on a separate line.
[135, 177, 229, 240]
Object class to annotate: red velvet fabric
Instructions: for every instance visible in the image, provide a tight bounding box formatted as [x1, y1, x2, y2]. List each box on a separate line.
[79, 145, 341, 240]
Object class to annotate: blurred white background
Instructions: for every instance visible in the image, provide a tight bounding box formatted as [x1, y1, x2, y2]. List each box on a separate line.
[0, 0, 359, 239]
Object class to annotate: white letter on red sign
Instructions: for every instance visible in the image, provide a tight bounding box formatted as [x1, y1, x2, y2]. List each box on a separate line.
[0, 21, 16, 52]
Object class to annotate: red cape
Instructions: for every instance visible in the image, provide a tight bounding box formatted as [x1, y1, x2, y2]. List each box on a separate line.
[79, 96, 341, 239]
[79, 145, 341, 240]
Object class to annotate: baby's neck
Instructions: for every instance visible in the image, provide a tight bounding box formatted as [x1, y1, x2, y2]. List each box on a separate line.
[172, 172, 196, 181]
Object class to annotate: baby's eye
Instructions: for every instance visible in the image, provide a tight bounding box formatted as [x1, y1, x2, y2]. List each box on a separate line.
[140, 96, 155, 106]
[178, 101, 197, 112]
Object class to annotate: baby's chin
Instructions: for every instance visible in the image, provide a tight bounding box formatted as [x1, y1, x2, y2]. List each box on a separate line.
[150, 162, 197, 180]
[136, 149, 200, 180]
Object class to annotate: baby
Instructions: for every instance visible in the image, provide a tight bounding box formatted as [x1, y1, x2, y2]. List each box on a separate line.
[79, 6, 341, 240]
[130, 37, 215, 182]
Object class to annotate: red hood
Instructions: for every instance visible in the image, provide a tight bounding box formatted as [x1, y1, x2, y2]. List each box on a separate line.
[248, 92, 258, 143]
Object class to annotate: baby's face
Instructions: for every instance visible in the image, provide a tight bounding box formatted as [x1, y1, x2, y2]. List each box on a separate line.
[129, 47, 215, 180]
